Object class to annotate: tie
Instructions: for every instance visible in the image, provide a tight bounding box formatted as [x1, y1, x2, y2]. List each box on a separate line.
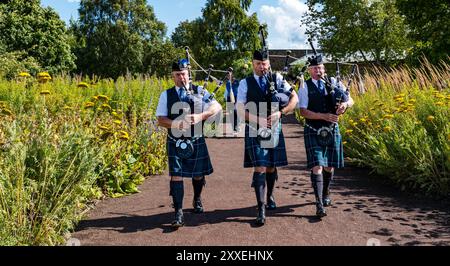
[317, 80, 324, 95]
[259, 76, 266, 94]
[178, 87, 187, 102]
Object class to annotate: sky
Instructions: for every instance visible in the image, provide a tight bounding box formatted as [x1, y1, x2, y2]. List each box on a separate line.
[40, 0, 310, 49]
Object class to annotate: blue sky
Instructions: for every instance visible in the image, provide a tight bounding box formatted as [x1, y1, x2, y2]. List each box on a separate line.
[40, 0, 310, 49]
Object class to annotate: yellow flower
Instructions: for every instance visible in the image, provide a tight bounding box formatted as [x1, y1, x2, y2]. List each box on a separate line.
[40, 90, 51, 95]
[77, 82, 89, 88]
[118, 131, 129, 140]
[345, 130, 353, 134]
[18, 72, 31, 77]
[112, 112, 121, 119]
[383, 114, 394, 119]
[98, 95, 110, 101]
[383, 126, 391, 132]
[377, 103, 384, 107]
[84, 102, 95, 109]
[359, 118, 367, 123]
[113, 120, 122, 125]
[38, 76, 51, 83]
[63, 105, 72, 110]
[351, 122, 358, 127]
[436, 102, 445, 106]
[342, 141, 347, 145]
[1, 109, 13, 116]
[395, 93, 406, 98]
[37, 72, 51, 83]
[348, 119, 354, 124]
[435, 94, 445, 99]
[101, 104, 112, 110]
[408, 99, 416, 103]
[37, 72, 51, 78]
[375, 125, 381, 129]
[98, 125, 110, 131]
[427, 115, 435, 122]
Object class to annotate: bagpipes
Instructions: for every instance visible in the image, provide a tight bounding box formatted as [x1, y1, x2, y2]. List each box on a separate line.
[180, 46, 232, 109]
[307, 38, 352, 115]
[258, 25, 293, 111]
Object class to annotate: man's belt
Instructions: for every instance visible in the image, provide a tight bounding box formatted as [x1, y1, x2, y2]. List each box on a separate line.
[305, 123, 337, 147]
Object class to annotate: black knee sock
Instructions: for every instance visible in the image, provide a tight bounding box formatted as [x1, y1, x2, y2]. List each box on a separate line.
[170, 181, 184, 211]
[192, 177, 205, 200]
[323, 171, 333, 198]
[310, 173, 324, 205]
[266, 169, 278, 201]
[252, 172, 266, 209]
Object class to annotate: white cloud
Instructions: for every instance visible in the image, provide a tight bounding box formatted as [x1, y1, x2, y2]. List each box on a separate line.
[67, 0, 80, 3]
[259, 0, 309, 49]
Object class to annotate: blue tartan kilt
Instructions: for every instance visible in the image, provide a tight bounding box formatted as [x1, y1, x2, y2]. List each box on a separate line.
[244, 124, 288, 168]
[304, 124, 344, 169]
[167, 136, 214, 178]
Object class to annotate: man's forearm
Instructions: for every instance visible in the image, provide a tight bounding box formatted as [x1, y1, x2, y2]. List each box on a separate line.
[281, 92, 299, 115]
[300, 108, 325, 121]
[202, 102, 222, 120]
[157, 116, 175, 129]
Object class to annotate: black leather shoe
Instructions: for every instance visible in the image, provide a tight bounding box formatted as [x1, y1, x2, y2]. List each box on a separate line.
[323, 197, 332, 207]
[256, 207, 266, 226]
[171, 209, 185, 228]
[316, 203, 327, 218]
[266, 196, 277, 210]
[193, 198, 204, 214]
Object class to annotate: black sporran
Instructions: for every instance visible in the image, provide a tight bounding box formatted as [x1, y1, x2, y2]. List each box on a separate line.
[257, 124, 280, 149]
[176, 139, 195, 159]
[316, 126, 334, 147]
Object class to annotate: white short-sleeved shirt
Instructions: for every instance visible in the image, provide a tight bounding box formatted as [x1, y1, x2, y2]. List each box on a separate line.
[297, 77, 349, 109]
[155, 85, 216, 117]
[236, 72, 295, 104]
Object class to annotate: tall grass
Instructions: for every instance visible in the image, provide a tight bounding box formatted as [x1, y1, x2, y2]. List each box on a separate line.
[341, 59, 450, 197]
[0, 74, 169, 245]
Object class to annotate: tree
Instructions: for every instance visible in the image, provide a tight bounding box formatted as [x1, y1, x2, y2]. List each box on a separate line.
[0, 0, 76, 75]
[302, 0, 411, 65]
[171, 0, 261, 73]
[396, 0, 450, 65]
[71, 0, 178, 79]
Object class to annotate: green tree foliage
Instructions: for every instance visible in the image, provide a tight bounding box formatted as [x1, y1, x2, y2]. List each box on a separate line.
[0, 0, 75, 76]
[171, 0, 261, 73]
[71, 0, 181, 79]
[303, 0, 411, 65]
[396, 0, 450, 65]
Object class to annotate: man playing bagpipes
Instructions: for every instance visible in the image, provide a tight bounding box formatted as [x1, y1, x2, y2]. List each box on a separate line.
[297, 40, 354, 218]
[156, 58, 222, 229]
[236, 26, 299, 226]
